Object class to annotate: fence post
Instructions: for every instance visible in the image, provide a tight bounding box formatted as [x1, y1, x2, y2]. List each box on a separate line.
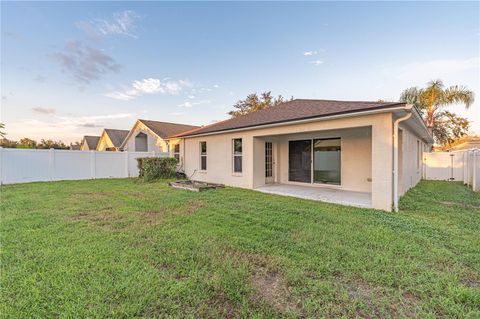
[49, 148, 55, 181]
[90, 150, 96, 179]
[473, 151, 478, 191]
[124, 151, 129, 177]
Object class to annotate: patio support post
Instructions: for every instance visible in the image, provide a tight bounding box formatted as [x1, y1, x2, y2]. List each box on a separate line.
[371, 114, 393, 211]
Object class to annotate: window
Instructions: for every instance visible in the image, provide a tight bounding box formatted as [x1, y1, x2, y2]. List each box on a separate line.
[288, 140, 312, 183]
[288, 138, 341, 185]
[233, 138, 242, 173]
[416, 140, 420, 170]
[313, 138, 341, 185]
[135, 132, 147, 152]
[200, 141, 207, 170]
[173, 144, 180, 162]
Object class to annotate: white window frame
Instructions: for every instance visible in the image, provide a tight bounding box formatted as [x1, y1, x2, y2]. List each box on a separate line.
[173, 144, 180, 162]
[416, 140, 420, 170]
[232, 138, 243, 174]
[200, 141, 207, 171]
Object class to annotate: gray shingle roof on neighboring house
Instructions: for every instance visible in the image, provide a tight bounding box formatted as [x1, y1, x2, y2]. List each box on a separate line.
[104, 129, 129, 148]
[174, 99, 406, 137]
[138, 120, 200, 139]
[84, 136, 100, 149]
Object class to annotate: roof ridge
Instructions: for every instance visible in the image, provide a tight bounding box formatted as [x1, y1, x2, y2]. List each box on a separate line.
[139, 119, 199, 127]
[175, 99, 407, 137]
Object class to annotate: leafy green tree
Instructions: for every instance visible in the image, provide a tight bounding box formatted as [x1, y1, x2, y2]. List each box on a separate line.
[0, 138, 18, 148]
[37, 139, 69, 149]
[400, 80, 474, 145]
[228, 91, 293, 117]
[18, 138, 38, 149]
[432, 111, 470, 147]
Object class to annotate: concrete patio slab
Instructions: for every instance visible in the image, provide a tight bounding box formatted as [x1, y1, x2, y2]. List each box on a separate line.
[255, 184, 372, 208]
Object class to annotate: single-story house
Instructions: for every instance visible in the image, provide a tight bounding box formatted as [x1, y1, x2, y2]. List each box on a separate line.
[121, 119, 199, 155]
[80, 136, 100, 151]
[173, 99, 434, 212]
[96, 129, 129, 151]
[447, 138, 480, 151]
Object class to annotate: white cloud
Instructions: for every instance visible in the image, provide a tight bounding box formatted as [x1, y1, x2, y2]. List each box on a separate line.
[213, 84, 220, 88]
[77, 10, 140, 39]
[392, 57, 480, 80]
[309, 60, 324, 66]
[304, 51, 318, 56]
[105, 78, 191, 101]
[51, 41, 121, 84]
[55, 113, 133, 127]
[32, 107, 56, 115]
[177, 99, 211, 108]
[6, 113, 133, 143]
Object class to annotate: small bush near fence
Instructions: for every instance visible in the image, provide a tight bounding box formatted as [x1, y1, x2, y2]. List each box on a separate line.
[137, 157, 177, 181]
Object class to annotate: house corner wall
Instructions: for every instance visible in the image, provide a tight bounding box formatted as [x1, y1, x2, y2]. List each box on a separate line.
[371, 113, 393, 211]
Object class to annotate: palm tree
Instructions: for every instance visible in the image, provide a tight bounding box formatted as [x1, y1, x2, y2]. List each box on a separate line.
[400, 80, 474, 131]
[0, 123, 5, 138]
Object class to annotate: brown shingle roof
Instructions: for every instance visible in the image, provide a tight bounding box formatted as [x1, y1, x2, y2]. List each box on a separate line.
[139, 120, 200, 139]
[175, 99, 406, 137]
[83, 136, 100, 149]
[104, 129, 129, 147]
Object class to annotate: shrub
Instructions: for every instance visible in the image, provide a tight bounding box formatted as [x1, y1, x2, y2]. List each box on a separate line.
[137, 157, 177, 181]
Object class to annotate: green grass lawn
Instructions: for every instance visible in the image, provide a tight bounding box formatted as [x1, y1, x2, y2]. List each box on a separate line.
[1, 179, 479, 318]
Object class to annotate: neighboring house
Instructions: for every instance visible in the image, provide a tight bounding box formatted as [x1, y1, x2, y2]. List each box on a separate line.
[121, 120, 199, 156]
[447, 138, 480, 151]
[96, 129, 129, 151]
[80, 136, 100, 151]
[70, 144, 81, 150]
[173, 99, 433, 212]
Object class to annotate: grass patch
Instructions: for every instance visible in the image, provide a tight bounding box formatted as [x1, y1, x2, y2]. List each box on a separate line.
[1, 179, 479, 318]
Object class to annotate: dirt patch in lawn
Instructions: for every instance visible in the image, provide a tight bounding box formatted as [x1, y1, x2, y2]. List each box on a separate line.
[338, 278, 420, 318]
[180, 200, 205, 215]
[251, 269, 300, 315]
[68, 209, 129, 230]
[199, 290, 238, 319]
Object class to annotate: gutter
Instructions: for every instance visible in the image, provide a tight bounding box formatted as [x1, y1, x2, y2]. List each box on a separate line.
[177, 105, 407, 139]
[392, 104, 413, 212]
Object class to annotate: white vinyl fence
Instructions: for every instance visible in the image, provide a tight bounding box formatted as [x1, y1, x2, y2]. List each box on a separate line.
[0, 148, 167, 185]
[424, 149, 480, 191]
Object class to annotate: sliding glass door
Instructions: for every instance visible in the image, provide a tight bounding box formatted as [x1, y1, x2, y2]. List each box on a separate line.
[288, 140, 311, 183]
[313, 138, 341, 185]
[288, 138, 341, 185]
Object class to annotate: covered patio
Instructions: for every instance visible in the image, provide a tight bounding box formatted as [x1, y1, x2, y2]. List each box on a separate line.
[255, 183, 372, 208]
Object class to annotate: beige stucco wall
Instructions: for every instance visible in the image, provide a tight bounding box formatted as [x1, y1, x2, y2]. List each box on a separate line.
[123, 122, 167, 153]
[182, 113, 395, 210]
[398, 124, 428, 196]
[80, 141, 90, 151]
[96, 132, 115, 151]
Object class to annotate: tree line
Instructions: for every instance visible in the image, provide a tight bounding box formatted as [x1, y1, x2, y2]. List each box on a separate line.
[0, 137, 75, 150]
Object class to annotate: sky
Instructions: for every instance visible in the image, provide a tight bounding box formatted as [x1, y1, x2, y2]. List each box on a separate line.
[1, 1, 479, 143]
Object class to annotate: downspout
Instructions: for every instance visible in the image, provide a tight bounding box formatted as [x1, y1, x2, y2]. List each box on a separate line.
[393, 104, 413, 212]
